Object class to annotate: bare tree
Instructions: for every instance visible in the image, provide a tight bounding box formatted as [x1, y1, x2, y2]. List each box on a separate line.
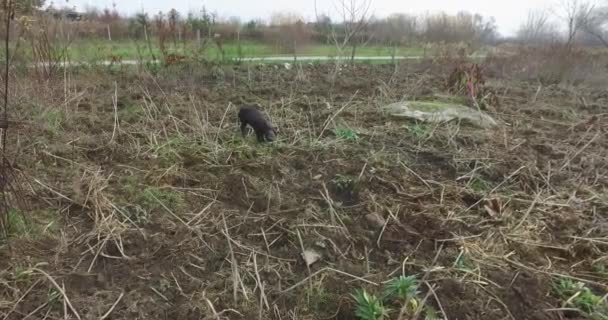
[267, 12, 313, 60]
[315, 0, 372, 81]
[553, 0, 595, 49]
[581, 5, 608, 46]
[421, 11, 497, 45]
[516, 9, 560, 44]
[374, 14, 417, 53]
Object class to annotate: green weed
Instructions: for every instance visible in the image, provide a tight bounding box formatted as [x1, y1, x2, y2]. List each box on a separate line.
[593, 263, 608, 278]
[454, 251, 475, 271]
[334, 127, 359, 141]
[332, 174, 357, 192]
[383, 275, 420, 317]
[6, 209, 29, 237]
[352, 275, 440, 320]
[352, 289, 389, 320]
[468, 176, 491, 192]
[47, 287, 62, 306]
[383, 275, 419, 302]
[144, 61, 161, 75]
[141, 187, 183, 211]
[424, 306, 440, 320]
[44, 110, 65, 137]
[152, 136, 189, 164]
[13, 265, 29, 280]
[2, 209, 59, 239]
[119, 104, 144, 123]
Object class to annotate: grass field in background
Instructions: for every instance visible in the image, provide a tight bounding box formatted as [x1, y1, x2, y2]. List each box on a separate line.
[61, 39, 427, 61]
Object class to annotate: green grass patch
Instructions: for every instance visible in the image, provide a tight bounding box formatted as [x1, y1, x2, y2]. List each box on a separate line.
[468, 176, 492, 192]
[43, 110, 65, 137]
[118, 104, 145, 123]
[553, 277, 608, 318]
[3, 209, 59, 239]
[141, 187, 183, 212]
[42, 39, 428, 62]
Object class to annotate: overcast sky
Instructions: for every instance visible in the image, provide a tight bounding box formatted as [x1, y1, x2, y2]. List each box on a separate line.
[63, 0, 559, 36]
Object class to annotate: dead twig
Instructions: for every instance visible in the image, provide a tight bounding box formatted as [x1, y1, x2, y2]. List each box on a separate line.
[30, 268, 81, 320]
[100, 292, 124, 320]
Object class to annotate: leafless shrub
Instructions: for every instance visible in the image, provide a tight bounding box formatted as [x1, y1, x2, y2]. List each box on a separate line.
[484, 45, 607, 85]
[372, 13, 417, 47]
[420, 11, 498, 46]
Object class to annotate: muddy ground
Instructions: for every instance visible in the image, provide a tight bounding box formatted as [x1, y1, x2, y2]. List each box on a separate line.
[0, 61, 606, 319]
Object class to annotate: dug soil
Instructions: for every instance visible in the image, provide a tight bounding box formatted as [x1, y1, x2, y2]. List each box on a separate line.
[0, 62, 606, 319]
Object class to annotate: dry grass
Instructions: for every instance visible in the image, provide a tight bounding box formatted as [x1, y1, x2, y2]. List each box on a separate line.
[0, 59, 606, 320]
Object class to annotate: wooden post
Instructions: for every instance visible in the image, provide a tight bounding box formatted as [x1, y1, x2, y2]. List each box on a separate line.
[107, 24, 112, 41]
[196, 29, 201, 47]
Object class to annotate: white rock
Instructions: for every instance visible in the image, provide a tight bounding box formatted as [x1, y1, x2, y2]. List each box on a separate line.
[384, 101, 498, 128]
[302, 249, 322, 267]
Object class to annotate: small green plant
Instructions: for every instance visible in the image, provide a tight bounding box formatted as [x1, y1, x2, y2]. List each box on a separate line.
[407, 122, 430, 139]
[332, 174, 356, 192]
[454, 251, 474, 271]
[383, 275, 421, 317]
[47, 287, 62, 306]
[152, 136, 190, 164]
[553, 277, 608, 317]
[334, 127, 359, 141]
[2, 209, 58, 240]
[119, 104, 144, 123]
[44, 110, 65, 137]
[5, 209, 29, 237]
[468, 176, 491, 192]
[353, 275, 441, 320]
[352, 289, 389, 320]
[592, 262, 607, 278]
[424, 306, 440, 320]
[383, 275, 419, 302]
[145, 61, 161, 75]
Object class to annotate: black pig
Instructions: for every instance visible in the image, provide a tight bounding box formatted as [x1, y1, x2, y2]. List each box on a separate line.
[238, 105, 277, 142]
